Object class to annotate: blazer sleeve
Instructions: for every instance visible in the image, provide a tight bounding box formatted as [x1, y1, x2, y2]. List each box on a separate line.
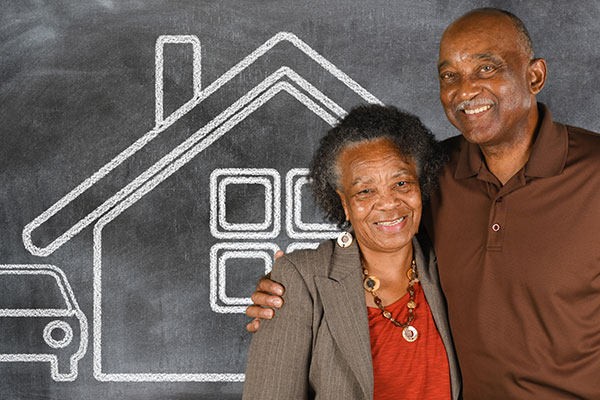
[243, 255, 315, 400]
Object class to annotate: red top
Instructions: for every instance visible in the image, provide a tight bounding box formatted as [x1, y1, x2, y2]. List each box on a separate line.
[368, 282, 451, 400]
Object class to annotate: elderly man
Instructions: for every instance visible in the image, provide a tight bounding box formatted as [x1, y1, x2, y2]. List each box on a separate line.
[246, 8, 600, 399]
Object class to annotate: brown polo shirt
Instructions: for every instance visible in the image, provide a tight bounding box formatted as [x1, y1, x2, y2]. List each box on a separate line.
[425, 104, 600, 399]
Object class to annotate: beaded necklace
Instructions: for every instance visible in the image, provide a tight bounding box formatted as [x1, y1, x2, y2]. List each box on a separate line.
[362, 259, 419, 342]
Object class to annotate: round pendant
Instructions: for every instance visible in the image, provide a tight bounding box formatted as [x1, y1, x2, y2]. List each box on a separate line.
[363, 275, 380, 292]
[402, 326, 418, 342]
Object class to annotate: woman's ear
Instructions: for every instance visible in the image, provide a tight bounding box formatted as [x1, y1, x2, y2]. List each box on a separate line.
[336, 190, 349, 222]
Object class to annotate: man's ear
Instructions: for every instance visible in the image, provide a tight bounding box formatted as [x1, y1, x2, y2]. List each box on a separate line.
[336, 190, 349, 222]
[528, 58, 547, 95]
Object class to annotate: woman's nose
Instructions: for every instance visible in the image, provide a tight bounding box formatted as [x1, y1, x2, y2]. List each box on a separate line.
[375, 189, 401, 209]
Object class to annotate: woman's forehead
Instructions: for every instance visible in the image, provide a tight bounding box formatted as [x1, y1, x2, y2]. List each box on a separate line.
[338, 142, 417, 184]
[339, 139, 414, 167]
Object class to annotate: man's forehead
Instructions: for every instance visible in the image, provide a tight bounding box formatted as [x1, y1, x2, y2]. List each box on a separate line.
[437, 14, 520, 65]
[445, 10, 514, 34]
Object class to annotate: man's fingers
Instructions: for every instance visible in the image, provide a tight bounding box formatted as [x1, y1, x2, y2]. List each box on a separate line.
[246, 305, 274, 319]
[251, 291, 283, 308]
[274, 250, 284, 260]
[256, 278, 284, 296]
[246, 318, 261, 333]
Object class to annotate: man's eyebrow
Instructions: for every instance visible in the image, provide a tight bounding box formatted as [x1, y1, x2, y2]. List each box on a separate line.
[472, 53, 503, 62]
[438, 53, 503, 71]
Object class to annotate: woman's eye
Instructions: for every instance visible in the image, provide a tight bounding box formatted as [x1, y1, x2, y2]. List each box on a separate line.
[354, 188, 373, 198]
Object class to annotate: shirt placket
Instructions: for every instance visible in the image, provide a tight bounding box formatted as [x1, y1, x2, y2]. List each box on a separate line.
[477, 167, 525, 253]
[484, 171, 527, 252]
[487, 195, 507, 251]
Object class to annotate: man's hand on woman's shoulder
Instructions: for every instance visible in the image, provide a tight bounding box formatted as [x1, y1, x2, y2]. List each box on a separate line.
[245, 250, 287, 332]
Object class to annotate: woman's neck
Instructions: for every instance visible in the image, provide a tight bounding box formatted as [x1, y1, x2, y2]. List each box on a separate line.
[360, 242, 414, 283]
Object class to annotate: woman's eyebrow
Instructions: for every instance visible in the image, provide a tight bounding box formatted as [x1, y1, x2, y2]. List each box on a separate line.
[351, 169, 413, 186]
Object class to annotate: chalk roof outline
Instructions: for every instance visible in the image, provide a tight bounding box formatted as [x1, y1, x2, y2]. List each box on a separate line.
[23, 31, 382, 257]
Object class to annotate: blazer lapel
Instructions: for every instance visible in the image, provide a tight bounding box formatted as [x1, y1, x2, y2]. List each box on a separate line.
[314, 240, 373, 399]
[414, 236, 462, 400]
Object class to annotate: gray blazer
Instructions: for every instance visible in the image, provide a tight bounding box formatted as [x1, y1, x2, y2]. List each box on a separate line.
[243, 236, 461, 400]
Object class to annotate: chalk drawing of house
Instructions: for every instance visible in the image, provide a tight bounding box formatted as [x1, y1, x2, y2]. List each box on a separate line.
[22, 32, 381, 382]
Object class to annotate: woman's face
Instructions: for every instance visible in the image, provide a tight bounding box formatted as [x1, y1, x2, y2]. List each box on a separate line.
[336, 138, 422, 255]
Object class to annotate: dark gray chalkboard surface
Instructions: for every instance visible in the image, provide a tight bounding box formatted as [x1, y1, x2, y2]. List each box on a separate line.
[1, 1, 598, 399]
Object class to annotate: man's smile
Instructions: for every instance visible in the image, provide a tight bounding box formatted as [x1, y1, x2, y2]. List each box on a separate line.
[463, 104, 492, 115]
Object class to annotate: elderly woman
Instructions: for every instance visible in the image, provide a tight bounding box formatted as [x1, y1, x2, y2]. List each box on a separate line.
[243, 105, 460, 400]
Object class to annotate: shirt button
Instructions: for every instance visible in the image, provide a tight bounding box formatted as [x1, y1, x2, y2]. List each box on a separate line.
[492, 223, 501, 232]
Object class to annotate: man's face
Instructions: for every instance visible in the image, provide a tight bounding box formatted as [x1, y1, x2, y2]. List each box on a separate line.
[437, 13, 537, 147]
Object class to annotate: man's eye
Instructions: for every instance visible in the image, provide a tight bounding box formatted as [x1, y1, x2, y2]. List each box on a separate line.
[359, 189, 372, 194]
[396, 181, 407, 187]
[480, 65, 495, 72]
[440, 71, 454, 80]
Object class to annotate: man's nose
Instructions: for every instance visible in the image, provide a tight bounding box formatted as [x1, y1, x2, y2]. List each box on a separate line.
[456, 76, 482, 102]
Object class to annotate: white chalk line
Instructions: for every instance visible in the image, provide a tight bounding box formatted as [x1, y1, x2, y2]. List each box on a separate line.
[285, 169, 340, 240]
[23, 32, 381, 383]
[23, 31, 381, 257]
[91, 82, 332, 379]
[218, 177, 273, 232]
[90, 83, 336, 381]
[294, 176, 338, 232]
[155, 35, 202, 126]
[43, 320, 74, 349]
[211, 169, 281, 239]
[24, 66, 326, 256]
[96, 373, 245, 382]
[158, 31, 381, 129]
[93, 222, 272, 381]
[286, 242, 320, 253]
[24, 65, 290, 257]
[218, 250, 272, 305]
[210, 243, 279, 313]
[0, 265, 88, 381]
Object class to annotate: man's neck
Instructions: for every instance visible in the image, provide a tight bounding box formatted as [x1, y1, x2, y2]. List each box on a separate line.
[480, 105, 540, 185]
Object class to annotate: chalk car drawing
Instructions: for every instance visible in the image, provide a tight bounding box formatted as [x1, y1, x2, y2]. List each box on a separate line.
[0, 264, 88, 381]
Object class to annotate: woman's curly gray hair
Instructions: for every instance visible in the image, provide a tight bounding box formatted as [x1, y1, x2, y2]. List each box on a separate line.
[309, 104, 445, 228]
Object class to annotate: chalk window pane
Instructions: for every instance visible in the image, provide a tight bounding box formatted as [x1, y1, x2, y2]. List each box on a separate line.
[285, 168, 339, 239]
[209, 168, 281, 240]
[209, 242, 279, 314]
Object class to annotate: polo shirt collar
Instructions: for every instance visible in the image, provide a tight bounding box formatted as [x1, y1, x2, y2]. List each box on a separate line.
[454, 103, 568, 180]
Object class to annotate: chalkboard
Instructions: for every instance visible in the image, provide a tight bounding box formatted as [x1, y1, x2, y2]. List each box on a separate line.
[1, 1, 598, 399]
